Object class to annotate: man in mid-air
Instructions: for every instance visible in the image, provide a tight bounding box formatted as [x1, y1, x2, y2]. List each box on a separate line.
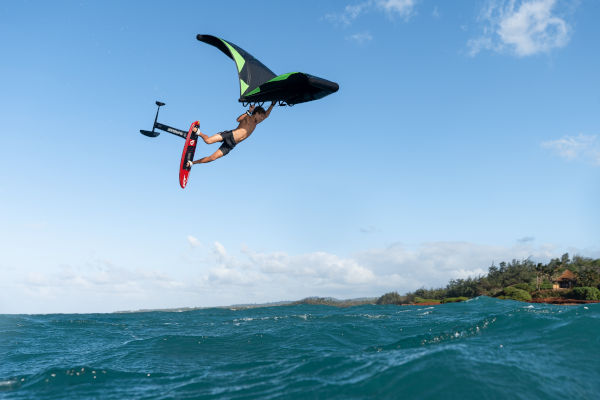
[187, 102, 276, 167]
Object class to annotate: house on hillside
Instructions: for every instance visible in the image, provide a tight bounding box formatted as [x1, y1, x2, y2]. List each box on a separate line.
[553, 269, 577, 290]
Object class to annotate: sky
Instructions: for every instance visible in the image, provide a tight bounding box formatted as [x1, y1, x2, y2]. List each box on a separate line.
[1, 0, 599, 314]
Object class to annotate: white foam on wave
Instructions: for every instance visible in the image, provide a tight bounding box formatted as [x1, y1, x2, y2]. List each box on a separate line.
[361, 314, 386, 319]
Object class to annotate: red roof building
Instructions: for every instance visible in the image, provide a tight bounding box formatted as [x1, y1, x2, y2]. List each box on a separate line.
[552, 269, 577, 290]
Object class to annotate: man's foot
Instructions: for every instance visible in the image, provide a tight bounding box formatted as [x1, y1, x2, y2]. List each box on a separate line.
[186, 161, 193, 169]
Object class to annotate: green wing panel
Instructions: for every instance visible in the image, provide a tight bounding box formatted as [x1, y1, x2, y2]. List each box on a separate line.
[243, 72, 339, 105]
[196, 34, 276, 99]
[244, 72, 297, 97]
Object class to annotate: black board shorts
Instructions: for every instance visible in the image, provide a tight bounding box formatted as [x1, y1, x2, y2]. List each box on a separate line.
[218, 130, 237, 156]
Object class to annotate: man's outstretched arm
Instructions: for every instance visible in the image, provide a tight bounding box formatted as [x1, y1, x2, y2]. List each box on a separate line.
[265, 102, 275, 118]
[237, 105, 256, 122]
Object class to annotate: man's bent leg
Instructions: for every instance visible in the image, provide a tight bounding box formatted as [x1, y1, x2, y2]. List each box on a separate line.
[193, 149, 224, 164]
[198, 132, 223, 144]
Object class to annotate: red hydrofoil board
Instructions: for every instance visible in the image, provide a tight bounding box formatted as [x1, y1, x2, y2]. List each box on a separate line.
[179, 121, 200, 188]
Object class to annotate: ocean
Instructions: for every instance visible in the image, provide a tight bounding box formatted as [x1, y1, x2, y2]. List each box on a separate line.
[1, 296, 598, 399]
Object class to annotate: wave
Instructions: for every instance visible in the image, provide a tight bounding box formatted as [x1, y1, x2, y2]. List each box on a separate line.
[1, 297, 598, 399]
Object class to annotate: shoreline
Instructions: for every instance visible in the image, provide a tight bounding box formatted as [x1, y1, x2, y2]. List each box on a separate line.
[408, 298, 600, 306]
[113, 296, 600, 313]
[405, 298, 600, 306]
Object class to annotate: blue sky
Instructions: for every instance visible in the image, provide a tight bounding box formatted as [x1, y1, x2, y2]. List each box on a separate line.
[1, 0, 599, 313]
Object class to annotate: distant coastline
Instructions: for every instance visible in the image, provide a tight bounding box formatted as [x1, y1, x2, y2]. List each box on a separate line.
[114, 295, 598, 314]
[115, 254, 600, 313]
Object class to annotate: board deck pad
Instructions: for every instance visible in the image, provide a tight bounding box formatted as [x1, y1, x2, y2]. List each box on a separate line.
[179, 121, 200, 188]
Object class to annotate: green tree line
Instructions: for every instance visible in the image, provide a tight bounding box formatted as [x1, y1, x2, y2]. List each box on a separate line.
[377, 254, 600, 304]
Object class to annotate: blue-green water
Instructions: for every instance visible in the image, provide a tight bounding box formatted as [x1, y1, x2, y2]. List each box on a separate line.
[1, 297, 599, 399]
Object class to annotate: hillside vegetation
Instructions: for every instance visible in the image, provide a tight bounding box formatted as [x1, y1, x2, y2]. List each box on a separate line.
[377, 254, 600, 304]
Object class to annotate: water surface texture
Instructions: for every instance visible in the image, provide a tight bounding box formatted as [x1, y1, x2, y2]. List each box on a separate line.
[1, 297, 599, 399]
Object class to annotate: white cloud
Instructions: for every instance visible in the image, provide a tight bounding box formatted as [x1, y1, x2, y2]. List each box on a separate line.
[325, 0, 418, 27]
[325, 1, 373, 25]
[242, 248, 376, 285]
[195, 241, 575, 296]
[8, 259, 187, 313]
[378, 0, 418, 19]
[542, 134, 600, 166]
[347, 31, 374, 44]
[214, 241, 227, 259]
[187, 235, 201, 247]
[357, 242, 494, 286]
[206, 241, 581, 297]
[468, 0, 572, 57]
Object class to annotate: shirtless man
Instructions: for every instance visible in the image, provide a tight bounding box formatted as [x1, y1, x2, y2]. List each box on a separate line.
[187, 102, 275, 167]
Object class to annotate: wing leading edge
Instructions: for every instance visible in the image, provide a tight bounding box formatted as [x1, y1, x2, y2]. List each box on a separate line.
[196, 34, 338, 106]
[196, 34, 276, 100]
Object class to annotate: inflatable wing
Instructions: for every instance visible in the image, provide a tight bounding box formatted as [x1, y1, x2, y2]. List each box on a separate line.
[196, 34, 339, 106]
